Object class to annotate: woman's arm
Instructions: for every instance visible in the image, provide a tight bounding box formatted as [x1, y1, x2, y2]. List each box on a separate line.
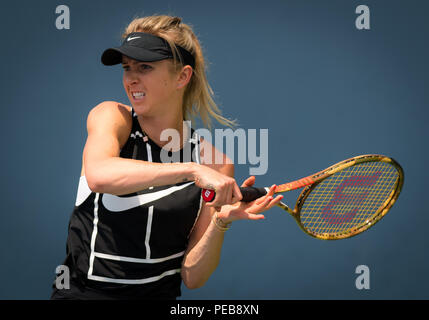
[181, 161, 283, 289]
[83, 101, 193, 195]
[83, 101, 242, 207]
[180, 163, 233, 289]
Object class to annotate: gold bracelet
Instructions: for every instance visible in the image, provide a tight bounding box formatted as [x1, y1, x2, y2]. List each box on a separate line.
[212, 212, 231, 232]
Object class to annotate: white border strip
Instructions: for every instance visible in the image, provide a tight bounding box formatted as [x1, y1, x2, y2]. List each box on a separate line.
[146, 142, 153, 162]
[146, 141, 154, 191]
[145, 206, 154, 259]
[93, 250, 185, 264]
[87, 193, 100, 277]
[87, 269, 181, 285]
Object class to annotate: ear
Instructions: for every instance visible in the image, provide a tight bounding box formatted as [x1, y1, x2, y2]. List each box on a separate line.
[176, 65, 193, 89]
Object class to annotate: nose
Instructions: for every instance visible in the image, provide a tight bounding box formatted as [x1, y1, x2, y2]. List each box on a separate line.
[123, 70, 139, 86]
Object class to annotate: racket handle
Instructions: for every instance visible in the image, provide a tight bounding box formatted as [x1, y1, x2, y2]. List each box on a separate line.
[202, 187, 268, 203]
[240, 187, 268, 202]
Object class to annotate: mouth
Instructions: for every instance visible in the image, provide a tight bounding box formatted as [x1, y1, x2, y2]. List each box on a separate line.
[131, 91, 146, 101]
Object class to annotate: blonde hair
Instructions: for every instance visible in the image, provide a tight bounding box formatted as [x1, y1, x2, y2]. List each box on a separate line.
[122, 15, 236, 129]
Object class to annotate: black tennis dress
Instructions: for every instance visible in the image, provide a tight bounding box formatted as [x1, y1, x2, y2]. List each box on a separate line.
[51, 108, 203, 299]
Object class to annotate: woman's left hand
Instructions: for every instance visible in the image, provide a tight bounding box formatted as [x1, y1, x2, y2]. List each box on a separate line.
[216, 176, 284, 224]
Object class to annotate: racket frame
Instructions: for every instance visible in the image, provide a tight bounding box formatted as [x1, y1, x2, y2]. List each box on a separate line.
[274, 154, 404, 240]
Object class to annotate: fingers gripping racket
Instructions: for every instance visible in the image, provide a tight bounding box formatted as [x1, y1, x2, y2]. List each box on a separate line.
[202, 155, 404, 240]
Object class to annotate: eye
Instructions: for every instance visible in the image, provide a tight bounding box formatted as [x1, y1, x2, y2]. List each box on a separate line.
[122, 65, 130, 71]
[139, 63, 152, 71]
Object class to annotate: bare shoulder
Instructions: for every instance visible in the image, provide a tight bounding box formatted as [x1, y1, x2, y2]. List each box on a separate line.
[86, 101, 132, 145]
[87, 101, 132, 127]
[199, 137, 234, 178]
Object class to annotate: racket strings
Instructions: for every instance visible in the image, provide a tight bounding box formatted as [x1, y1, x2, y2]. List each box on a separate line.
[299, 161, 399, 237]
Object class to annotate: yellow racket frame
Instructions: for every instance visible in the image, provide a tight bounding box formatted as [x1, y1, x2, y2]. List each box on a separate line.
[275, 154, 404, 240]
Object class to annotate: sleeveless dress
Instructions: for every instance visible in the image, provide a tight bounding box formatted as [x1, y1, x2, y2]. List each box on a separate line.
[51, 107, 203, 299]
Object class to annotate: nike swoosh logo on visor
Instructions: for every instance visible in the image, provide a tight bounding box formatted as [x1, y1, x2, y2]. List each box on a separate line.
[102, 182, 194, 212]
[127, 36, 141, 41]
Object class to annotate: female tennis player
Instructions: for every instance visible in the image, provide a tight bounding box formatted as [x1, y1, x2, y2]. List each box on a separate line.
[50, 15, 283, 300]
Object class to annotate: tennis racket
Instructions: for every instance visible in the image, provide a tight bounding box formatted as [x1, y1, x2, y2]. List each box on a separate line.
[202, 154, 404, 240]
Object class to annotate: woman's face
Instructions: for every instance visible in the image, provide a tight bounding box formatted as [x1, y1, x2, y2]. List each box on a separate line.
[122, 55, 180, 117]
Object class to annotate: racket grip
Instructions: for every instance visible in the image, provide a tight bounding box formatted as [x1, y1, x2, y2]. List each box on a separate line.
[201, 187, 267, 203]
[240, 187, 268, 202]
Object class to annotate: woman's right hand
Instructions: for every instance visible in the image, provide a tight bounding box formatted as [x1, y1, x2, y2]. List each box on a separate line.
[192, 164, 242, 210]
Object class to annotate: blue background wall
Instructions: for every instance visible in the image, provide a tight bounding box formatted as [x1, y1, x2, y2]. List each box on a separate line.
[0, 0, 427, 299]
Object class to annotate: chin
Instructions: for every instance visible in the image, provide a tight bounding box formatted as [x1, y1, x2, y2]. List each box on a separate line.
[131, 103, 152, 117]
